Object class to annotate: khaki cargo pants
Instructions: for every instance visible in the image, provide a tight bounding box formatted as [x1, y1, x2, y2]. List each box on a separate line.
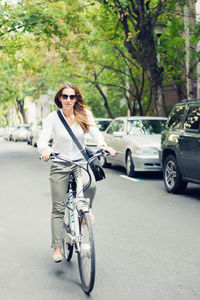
[49, 160, 96, 248]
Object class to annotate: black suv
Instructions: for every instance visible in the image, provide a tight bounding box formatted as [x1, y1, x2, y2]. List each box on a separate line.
[160, 99, 200, 194]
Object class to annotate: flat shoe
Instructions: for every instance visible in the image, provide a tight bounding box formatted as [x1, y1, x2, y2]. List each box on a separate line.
[89, 211, 95, 224]
[53, 254, 63, 263]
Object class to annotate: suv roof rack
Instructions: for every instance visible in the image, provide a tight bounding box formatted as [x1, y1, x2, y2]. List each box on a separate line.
[181, 98, 200, 103]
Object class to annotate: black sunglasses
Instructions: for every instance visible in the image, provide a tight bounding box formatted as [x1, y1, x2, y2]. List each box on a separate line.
[61, 94, 76, 100]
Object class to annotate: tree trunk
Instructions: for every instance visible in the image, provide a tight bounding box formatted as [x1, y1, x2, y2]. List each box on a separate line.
[137, 30, 166, 116]
[4, 113, 9, 126]
[112, 0, 168, 117]
[125, 34, 166, 116]
[150, 74, 166, 116]
[95, 84, 114, 118]
[175, 82, 186, 101]
[15, 99, 27, 123]
[128, 82, 144, 116]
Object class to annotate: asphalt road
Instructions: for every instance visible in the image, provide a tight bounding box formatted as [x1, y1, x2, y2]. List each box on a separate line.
[1, 139, 200, 300]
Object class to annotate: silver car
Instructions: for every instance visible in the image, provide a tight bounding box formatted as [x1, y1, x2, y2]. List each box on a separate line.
[12, 124, 30, 142]
[4, 126, 16, 141]
[102, 116, 167, 176]
[27, 121, 53, 147]
[31, 121, 42, 147]
[85, 118, 113, 148]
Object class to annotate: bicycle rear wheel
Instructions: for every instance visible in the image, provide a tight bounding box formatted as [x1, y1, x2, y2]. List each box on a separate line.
[77, 213, 95, 294]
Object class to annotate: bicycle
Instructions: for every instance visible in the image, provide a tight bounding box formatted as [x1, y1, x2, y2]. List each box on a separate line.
[49, 150, 108, 294]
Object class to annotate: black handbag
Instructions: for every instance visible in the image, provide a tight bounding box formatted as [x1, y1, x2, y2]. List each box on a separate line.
[57, 110, 105, 182]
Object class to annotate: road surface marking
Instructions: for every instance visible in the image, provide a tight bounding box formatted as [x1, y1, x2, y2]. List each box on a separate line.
[120, 175, 143, 182]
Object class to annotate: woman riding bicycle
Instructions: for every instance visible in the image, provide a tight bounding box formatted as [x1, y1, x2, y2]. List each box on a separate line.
[37, 82, 115, 263]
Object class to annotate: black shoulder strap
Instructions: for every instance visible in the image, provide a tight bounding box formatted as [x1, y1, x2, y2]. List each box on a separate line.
[57, 110, 89, 161]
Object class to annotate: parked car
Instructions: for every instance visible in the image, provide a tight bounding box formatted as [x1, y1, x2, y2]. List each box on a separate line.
[4, 126, 16, 141]
[160, 99, 200, 194]
[12, 124, 30, 142]
[27, 121, 42, 147]
[27, 120, 53, 147]
[85, 118, 113, 148]
[27, 128, 32, 145]
[0, 127, 6, 138]
[102, 116, 167, 176]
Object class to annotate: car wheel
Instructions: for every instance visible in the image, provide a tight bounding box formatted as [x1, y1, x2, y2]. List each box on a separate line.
[32, 138, 37, 147]
[126, 151, 135, 177]
[99, 155, 111, 168]
[163, 155, 188, 194]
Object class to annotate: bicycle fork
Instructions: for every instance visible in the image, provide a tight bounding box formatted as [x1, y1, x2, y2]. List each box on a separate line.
[65, 193, 82, 253]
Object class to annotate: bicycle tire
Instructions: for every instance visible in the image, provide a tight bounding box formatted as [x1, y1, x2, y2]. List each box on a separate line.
[62, 224, 73, 262]
[77, 213, 95, 294]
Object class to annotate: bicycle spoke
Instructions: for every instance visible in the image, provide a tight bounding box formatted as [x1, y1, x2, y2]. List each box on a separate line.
[77, 213, 95, 294]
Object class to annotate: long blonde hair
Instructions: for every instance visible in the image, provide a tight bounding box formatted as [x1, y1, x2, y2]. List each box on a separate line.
[54, 82, 91, 133]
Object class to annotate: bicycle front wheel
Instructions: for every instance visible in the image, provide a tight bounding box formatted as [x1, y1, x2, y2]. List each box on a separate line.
[77, 213, 95, 294]
[62, 224, 73, 262]
[62, 239, 73, 261]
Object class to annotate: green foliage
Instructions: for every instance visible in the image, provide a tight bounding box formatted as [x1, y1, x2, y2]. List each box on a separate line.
[1, 0, 200, 122]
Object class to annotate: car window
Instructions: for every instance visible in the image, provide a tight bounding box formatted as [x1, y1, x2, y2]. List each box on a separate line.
[17, 125, 30, 130]
[118, 121, 124, 132]
[183, 106, 200, 131]
[95, 120, 112, 131]
[127, 120, 166, 135]
[167, 106, 185, 130]
[107, 120, 124, 134]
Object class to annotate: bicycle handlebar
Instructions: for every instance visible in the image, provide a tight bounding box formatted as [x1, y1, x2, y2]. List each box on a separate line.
[49, 149, 109, 162]
[47, 149, 110, 196]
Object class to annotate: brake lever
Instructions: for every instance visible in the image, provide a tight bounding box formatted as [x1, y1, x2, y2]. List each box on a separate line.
[99, 149, 110, 156]
[49, 152, 60, 159]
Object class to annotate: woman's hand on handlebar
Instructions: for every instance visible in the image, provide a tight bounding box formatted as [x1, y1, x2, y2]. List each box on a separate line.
[41, 147, 52, 161]
[100, 145, 116, 157]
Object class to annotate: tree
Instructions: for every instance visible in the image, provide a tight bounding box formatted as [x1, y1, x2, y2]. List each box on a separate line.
[96, 0, 171, 116]
[68, 2, 152, 116]
[2, 0, 198, 122]
[160, 2, 199, 102]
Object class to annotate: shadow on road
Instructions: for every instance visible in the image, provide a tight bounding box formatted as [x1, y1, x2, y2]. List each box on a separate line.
[49, 260, 82, 289]
[184, 186, 200, 201]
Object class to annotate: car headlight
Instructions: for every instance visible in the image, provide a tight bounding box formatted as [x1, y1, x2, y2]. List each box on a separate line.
[132, 146, 143, 156]
[132, 147, 158, 156]
[142, 147, 158, 156]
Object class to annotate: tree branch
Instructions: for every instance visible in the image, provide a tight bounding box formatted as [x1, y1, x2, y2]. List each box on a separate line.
[130, 0, 138, 14]
[0, 20, 49, 37]
[88, 59, 130, 77]
[139, 69, 145, 99]
[151, 0, 168, 26]
[114, 45, 139, 69]
[144, 87, 152, 115]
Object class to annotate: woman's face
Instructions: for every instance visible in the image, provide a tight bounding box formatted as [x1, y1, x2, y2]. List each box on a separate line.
[60, 87, 76, 110]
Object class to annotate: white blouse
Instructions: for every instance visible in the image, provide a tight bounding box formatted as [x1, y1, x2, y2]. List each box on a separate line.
[37, 109, 107, 161]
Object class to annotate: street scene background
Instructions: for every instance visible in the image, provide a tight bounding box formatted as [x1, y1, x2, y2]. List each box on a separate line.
[1, 139, 200, 300]
[1, 1, 200, 299]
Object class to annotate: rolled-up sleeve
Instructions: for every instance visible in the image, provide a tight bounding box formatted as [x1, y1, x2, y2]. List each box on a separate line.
[37, 114, 53, 154]
[87, 110, 107, 148]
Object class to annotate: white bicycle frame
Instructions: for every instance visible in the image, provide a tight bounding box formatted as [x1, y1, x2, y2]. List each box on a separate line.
[63, 164, 89, 253]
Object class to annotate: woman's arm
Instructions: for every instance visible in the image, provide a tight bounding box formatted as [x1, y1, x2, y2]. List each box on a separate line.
[86, 110, 116, 156]
[37, 113, 53, 160]
[87, 110, 107, 148]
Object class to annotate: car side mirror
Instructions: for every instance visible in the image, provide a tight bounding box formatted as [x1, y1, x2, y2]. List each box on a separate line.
[113, 131, 123, 137]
